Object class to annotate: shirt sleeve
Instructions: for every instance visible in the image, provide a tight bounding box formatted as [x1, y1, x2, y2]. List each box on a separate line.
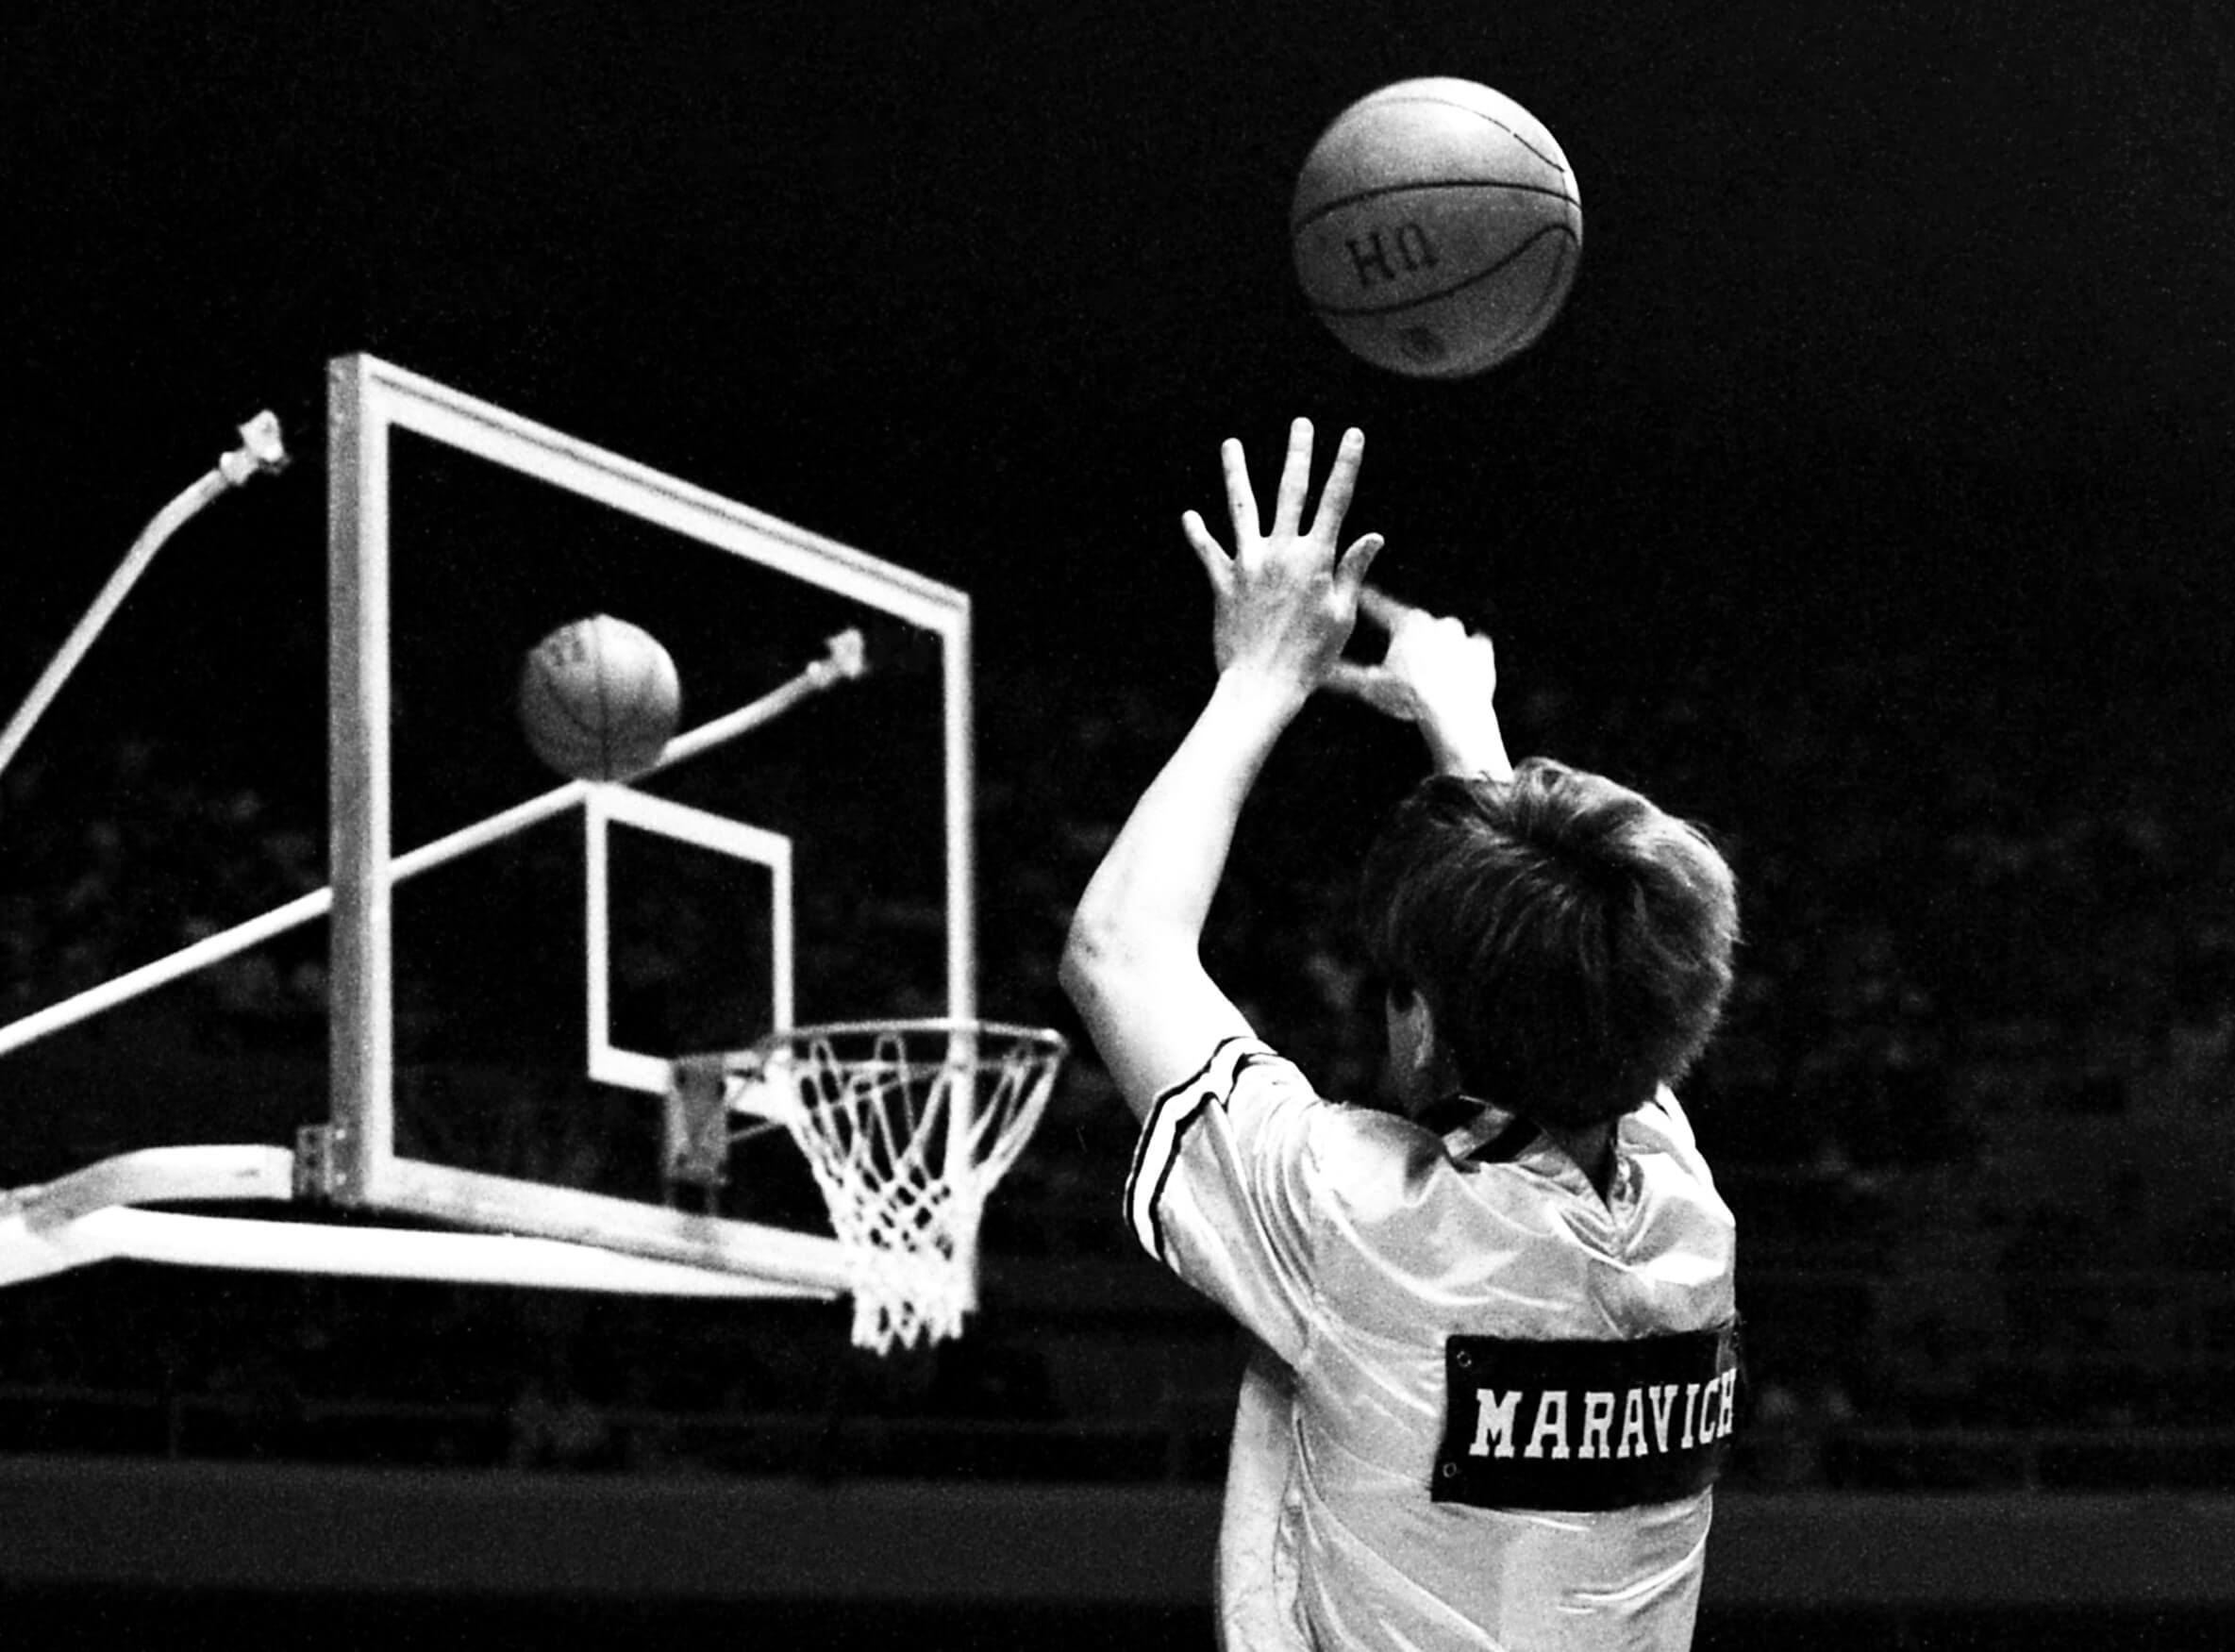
[1122, 1036, 1323, 1364]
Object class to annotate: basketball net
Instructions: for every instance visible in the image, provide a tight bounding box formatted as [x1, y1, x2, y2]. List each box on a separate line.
[682, 1021, 1065, 1354]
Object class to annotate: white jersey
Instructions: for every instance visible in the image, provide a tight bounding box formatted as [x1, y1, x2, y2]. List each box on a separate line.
[1127, 1037, 1740, 1652]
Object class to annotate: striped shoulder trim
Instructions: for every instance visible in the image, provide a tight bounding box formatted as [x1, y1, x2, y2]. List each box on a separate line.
[1123, 1037, 1274, 1263]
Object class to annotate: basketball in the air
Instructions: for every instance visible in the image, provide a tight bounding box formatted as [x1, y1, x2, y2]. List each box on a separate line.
[518, 614, 681, 782]
[1292, 77, 1583, 379]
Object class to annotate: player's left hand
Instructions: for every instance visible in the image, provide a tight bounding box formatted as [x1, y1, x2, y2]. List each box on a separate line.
[1326, 588, 1497, 724]
[1182, 418, 1384, 697]
[1327, 589, 1512, 779]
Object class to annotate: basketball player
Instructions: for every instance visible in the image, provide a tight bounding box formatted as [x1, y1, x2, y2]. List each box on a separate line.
[1059, 419, 1743, 1649]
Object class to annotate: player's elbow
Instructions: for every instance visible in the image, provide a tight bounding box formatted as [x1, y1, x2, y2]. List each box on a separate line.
[1058, 910, 1119, 1014]
[1059, 905, 1160, 1018]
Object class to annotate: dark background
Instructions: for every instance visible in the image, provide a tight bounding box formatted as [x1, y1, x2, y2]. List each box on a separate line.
[10, 0, 2231, 710]
[6, 5, 2235, 1645]
[8, 0, 2235, 1305]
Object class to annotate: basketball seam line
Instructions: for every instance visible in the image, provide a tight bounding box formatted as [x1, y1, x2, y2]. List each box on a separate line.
[1344, 93, 1572, 174]
[1305, 223, 1578, 319]
[595, 640, 619, 776]
[1292, 177, 1579, 237]
[534, 661, 609, 746]
[1509, 233, 1576, 342]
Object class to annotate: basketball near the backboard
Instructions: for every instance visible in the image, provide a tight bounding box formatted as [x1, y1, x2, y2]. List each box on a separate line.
[1292, 77, 1583, 379]
[519, 613, 681, 782]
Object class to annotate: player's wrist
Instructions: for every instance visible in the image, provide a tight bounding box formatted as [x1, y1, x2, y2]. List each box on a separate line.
[1211, 659, 1316, 722]
[1424, 714, 1513, 780]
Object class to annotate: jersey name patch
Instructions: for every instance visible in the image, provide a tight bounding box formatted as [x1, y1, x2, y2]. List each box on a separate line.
[1431, 1324, 1742, 1511]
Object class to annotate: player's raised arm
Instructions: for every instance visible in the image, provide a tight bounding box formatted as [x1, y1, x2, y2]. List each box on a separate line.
[1059, 419, 1382, 1120]
[1326, 588, 1513, 781]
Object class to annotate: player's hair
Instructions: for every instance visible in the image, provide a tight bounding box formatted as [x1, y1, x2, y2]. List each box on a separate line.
[1359, 759, 1739, 1129]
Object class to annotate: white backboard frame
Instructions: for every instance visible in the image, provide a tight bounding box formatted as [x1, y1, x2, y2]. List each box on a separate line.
[323, 353, 976, 1293]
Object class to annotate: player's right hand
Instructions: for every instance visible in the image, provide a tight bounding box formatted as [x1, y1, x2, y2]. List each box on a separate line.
[1181, 419, 1384, 700]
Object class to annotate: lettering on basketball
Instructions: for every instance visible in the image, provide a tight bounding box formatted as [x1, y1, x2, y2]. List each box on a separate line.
[1343, 222, 1441, 289]
[542, 628, 591, 667]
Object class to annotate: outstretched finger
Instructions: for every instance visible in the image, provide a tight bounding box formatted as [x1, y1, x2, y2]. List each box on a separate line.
[1357, 585, 1415, 632]
[1271, 417, 1316, 534]
[1309, 426, 1367, 541]
[1335, 531, 1386, 599]
[1181, 510, 1231, 588]
[1323, 659, 1379, 701]
[1220, 438, 1260, 545]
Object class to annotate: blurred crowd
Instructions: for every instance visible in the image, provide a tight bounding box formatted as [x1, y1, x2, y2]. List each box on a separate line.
[3, 645, 2231, 1492]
